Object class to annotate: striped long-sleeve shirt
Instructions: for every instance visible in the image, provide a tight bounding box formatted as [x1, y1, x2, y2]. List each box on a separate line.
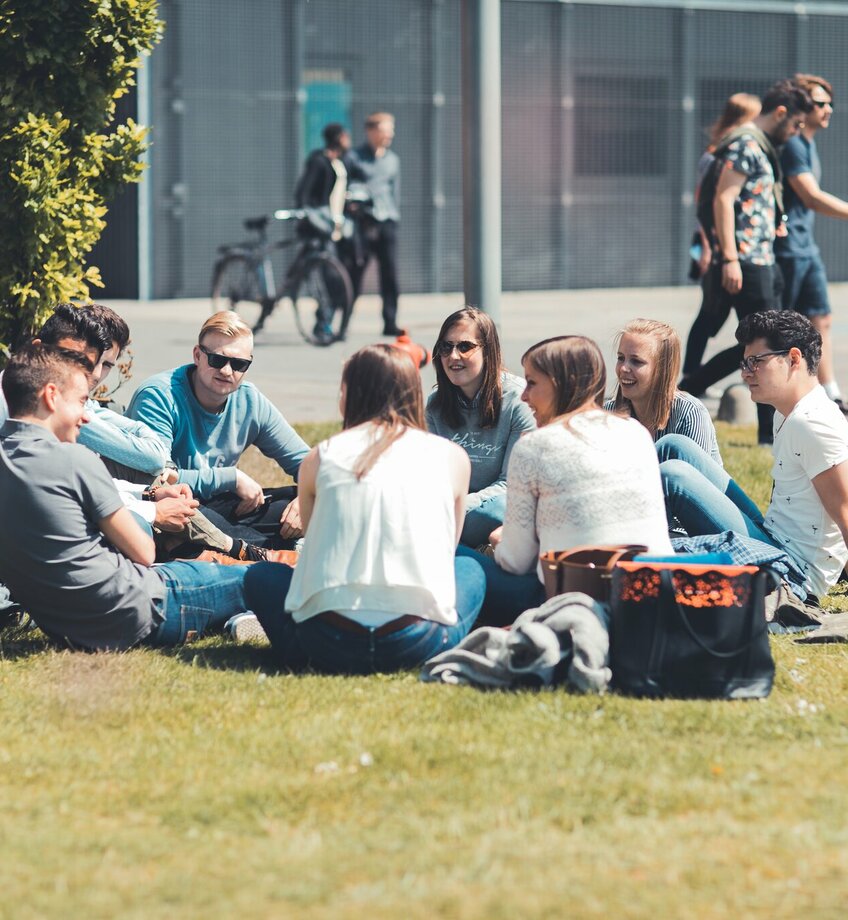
[604, 391, 722, 466]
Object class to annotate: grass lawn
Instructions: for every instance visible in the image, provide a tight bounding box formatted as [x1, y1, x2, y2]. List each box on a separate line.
[1, 422, 847, 919]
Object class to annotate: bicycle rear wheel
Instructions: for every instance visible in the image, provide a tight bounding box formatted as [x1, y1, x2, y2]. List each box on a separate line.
[210, 254, 273, 332]
[289, 253, 354, 346]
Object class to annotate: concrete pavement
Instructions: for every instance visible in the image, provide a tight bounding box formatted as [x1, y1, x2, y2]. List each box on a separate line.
[107, 284, 848, 423]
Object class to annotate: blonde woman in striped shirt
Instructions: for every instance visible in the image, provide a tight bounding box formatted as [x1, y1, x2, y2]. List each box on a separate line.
[606, 318, 722, 466]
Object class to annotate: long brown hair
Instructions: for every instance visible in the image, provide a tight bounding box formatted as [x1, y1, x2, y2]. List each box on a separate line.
[612, 318, 680, 433]
[341, 344, 426, 479]
[431, 306, 503, 428]
[707, 92, 761, 148]
[521, 336, 606, 422]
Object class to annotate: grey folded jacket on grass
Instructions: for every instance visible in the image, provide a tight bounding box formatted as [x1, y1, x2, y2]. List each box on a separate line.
[421, 592, 611, 694]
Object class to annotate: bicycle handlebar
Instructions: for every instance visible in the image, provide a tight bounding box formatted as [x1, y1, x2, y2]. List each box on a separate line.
[273, 209, 306, 221]
[241, 210, 306, 233]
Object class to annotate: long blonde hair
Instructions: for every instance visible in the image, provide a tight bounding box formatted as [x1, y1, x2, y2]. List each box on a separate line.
[613, 318, 680, 433]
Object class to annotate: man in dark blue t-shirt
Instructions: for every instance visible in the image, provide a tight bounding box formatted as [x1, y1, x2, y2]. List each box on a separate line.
[776, 73, 848, 408]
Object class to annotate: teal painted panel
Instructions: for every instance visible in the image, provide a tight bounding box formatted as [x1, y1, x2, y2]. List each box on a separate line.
[303, 81, 352, 153]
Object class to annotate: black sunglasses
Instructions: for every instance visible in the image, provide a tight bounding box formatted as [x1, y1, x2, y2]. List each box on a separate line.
[739, 350, 789, 374]
[199, 344, 253, 373]
[812, 99, 832, 109]
[434, 339, 482, 358]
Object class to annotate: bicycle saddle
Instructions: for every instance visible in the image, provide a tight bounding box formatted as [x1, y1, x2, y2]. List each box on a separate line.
[243, 215, 269, 232]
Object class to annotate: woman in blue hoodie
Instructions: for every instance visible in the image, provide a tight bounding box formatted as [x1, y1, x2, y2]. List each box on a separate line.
[426, 306, 536, 548]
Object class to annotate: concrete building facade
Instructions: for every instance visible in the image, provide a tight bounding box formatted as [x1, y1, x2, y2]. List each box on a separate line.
[96, 0, 848, 299]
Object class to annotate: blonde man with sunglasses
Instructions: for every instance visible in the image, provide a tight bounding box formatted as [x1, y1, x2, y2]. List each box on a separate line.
[128, 312, 308, 546]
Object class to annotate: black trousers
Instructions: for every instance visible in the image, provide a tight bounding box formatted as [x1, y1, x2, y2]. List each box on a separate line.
[345, 219, 400, 329]
[201, 485, 298, 549]
[682, 262, 783, 442]
[683, 266, 731, 376]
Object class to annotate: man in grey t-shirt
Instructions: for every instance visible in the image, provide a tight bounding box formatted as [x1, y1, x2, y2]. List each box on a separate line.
[345, 112, 404, 336]
[0, 345, 293, 652]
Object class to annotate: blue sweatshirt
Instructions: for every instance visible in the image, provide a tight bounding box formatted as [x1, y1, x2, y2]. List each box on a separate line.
[127, 365, 308, 499]
[0, 374, 169, 477]
[425, 372, 536, 511]
[78, 399, 170, 475]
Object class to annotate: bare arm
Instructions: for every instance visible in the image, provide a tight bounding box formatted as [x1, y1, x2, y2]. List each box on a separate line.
[448, 444, 472, 547]
[812, 460, 848, 547]
[713, 166, 746, 294]
[788, 172, 848, 220]
[279, 496, 303, 540]
[98, 506, 156, 567]
[296, 447, 320, 534]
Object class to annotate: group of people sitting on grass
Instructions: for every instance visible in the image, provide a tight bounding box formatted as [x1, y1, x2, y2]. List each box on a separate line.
[0, 302, 846, 674]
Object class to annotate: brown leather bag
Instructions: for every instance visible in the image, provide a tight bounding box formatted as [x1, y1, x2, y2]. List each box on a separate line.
[540, 545, 648, 602]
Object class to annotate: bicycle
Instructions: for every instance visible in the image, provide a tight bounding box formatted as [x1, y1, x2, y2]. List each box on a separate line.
[210, 208, 354, 346]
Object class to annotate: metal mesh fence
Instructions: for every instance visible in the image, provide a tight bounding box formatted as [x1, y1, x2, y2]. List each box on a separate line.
[145, 0, 848, 299]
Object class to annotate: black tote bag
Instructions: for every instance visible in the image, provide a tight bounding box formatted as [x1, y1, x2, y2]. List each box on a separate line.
[610, 562, 774, 700]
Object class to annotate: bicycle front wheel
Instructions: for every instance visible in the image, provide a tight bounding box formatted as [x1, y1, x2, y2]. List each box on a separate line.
[290, 253, 354, 346]
[211, 254, 274, 332]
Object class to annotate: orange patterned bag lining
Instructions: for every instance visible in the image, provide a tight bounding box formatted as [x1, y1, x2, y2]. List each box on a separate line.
[617, 562, 759, 576]
[615, 565, 757, 609]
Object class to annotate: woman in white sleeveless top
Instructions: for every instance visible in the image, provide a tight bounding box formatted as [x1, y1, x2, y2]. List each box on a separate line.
[255, 344, 486, 673]
[459, 335, 673, 624]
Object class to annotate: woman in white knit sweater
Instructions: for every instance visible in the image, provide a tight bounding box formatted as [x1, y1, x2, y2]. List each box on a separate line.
[465, 335, 673, 624]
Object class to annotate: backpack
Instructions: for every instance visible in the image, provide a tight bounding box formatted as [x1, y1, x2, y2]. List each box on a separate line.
[695, 125, 784, 238]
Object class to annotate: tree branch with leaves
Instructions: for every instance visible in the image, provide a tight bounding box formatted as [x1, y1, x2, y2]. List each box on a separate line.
[0, 0, 163, 357]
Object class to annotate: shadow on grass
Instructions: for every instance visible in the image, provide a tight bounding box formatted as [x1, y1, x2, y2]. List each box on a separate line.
[161, 638, 278, 673]
[162, 638, 420, 682]
[0, 630, 54, 661]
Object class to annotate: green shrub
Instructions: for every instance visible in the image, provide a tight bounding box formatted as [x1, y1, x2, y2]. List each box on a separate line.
[0, 0, 162, 356]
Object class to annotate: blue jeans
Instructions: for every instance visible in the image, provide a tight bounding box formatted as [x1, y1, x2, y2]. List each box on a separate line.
[779, 254, 831, 317]
[147, 560, 294, 646]
[455, 544, 547, 626]
[461, 492, 507, 547]
[657, 435, 778, 545]
[254, 556, 487, 674]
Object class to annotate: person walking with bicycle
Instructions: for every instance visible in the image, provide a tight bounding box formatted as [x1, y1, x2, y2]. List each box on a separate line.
[294, 123, 351, 243]
[345, 111, 405, 337]
[294, 123, 351, 343]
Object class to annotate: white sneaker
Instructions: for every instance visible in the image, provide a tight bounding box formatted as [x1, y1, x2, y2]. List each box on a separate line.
[226, 613, 268, 643]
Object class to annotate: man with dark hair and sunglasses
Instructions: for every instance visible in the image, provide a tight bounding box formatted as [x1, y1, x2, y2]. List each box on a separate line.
[679, 78, 814, 444]
[659, 310, 848, 617]
[776, 74, 848, 412]
[128, 311, 308, 546]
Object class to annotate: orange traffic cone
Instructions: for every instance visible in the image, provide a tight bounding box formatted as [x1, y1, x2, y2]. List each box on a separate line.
[391, 333, 431, 369]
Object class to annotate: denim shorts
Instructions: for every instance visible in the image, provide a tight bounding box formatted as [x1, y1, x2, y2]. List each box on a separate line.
[778, 254, 831, 317]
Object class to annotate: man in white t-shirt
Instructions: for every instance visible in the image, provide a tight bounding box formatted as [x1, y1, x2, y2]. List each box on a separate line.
[658, 310, 848, 606]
